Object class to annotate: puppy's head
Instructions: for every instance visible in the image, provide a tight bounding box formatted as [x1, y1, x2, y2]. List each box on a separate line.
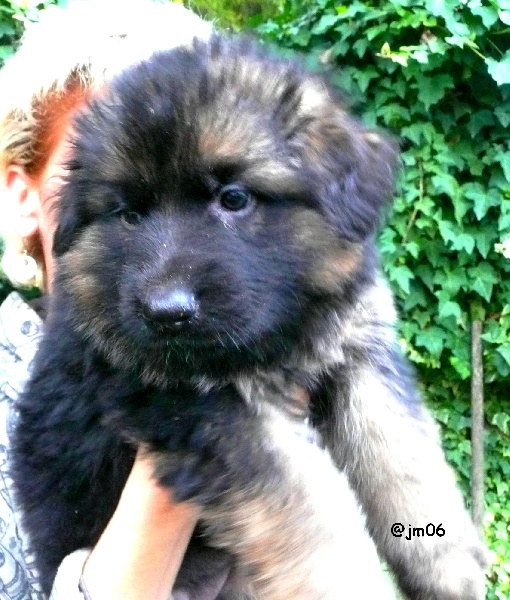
[53, 37, 398, 383]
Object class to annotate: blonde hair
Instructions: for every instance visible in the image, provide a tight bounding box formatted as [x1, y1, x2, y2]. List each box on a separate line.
[0, 0, 212, 287]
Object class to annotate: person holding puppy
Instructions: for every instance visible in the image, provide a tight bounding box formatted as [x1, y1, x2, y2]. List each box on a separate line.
[1, 2, 487, 600]
[0, 2, 230, 598]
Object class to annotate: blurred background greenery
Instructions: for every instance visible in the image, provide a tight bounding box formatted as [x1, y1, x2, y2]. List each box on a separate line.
[1, 0, 509, 597]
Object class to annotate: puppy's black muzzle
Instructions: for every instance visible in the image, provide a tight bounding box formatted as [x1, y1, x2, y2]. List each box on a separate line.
[139, 285, 198, 330]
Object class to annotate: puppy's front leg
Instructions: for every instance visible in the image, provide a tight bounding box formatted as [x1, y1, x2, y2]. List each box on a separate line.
[148, 388, 394, 600]
[326, 346, 487, 600]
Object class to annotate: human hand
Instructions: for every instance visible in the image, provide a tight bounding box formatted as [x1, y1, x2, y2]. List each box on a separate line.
[82, 448, 200, 600]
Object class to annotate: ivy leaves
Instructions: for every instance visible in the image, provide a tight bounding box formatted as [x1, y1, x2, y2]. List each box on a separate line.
[486, 52, 510, 86]
[0, 1, 69, 67]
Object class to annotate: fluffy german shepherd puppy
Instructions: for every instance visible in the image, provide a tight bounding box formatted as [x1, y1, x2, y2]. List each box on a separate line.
[13, 37, 486, 599]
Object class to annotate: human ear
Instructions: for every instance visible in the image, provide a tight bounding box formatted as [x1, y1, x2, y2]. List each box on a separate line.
[5, 165, 42, 240]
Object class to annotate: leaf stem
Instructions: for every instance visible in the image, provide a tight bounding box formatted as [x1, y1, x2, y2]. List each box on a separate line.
[402, 158, 424, 245]
[485, 37, 504, 57]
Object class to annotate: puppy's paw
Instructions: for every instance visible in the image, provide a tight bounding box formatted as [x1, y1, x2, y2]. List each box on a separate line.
[173, 543, 234, 598]
[148, 386, 275, 505]
[429, 549, 486, 600]
[403, 545, 487, 600]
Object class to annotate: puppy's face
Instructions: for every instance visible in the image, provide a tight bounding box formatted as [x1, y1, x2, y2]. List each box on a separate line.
[53, 38, 397, 383]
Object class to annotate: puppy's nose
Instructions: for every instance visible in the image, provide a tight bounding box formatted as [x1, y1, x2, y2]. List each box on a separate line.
[141, 286, 197, 327]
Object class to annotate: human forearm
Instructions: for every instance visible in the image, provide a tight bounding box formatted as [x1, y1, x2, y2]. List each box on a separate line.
[81, 451, 200, 600]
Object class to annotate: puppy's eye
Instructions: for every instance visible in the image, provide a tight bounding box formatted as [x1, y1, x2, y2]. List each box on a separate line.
[218, 185, 252, 212]
[121, 211, 142, 227]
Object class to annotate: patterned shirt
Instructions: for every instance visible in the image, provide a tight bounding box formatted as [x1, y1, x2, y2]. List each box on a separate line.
[0, 292, 45, 600]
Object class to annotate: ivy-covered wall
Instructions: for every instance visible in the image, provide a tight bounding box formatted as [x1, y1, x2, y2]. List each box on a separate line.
[0, 0, 509, 597]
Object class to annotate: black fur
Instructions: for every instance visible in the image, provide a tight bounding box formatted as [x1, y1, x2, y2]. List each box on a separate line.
[12, 36, 485, 599]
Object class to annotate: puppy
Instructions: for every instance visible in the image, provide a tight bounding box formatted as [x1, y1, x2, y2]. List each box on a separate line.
[13, 36, 486, 599]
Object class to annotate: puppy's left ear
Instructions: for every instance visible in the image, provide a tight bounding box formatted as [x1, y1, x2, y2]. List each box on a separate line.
[326, 125, 399, 243]
[52, 175, 90, 257]
[294, 82, 399, 243]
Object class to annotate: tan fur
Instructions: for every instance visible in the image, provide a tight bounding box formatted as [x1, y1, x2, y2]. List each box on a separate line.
[297, 79, 332, 115]
[199, 117, 299, 198]
[319, 278, 487, 599]
[199, 405, 395, 600]
[330, 368, 486, 599]
[224, 278, 487, 599]
[59, 231, 104, 312]
[198, 102, 276, 165]
[313, 251, 362, 290]
[291, 209, 363, 291]
[237, 372, 312, 423]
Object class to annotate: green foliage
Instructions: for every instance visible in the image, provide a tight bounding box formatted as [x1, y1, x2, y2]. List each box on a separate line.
[0, 0, 65, 67]
[184, 0, 278, 29]
[259, 1, 510, 597]
[0, 238, 13, 302]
